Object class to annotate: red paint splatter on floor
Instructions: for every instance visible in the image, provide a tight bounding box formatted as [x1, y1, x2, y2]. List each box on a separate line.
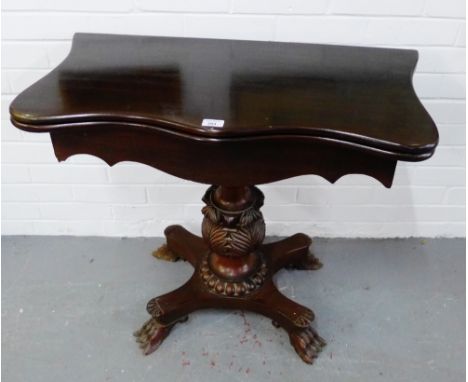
[182, 360, 190, 367]
[245, 368, 250, 374]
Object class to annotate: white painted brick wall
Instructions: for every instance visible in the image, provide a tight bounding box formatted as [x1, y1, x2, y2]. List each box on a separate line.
[1, 0, 465, 238]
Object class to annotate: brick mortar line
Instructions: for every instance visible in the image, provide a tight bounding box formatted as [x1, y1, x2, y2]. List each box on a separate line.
[1, 10, 465, 20]
[2, 67, 467, 75]
[2, 183, 458, 188]
[3, 201, 465, 207]
[1, 39, 464, 49]
[2, 218, 465, 223]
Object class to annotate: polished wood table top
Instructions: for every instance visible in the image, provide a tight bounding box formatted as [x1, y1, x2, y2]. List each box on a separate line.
[10, 33, 439, 365]
[11, 33, 437, 187]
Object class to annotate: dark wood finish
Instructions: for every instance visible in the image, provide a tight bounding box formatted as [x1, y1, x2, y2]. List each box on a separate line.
[145, 186, 325, 364]
[45, 125, 398, 187]
[10, 34, 438, 188]
[9, 33, 439, 365]
[11, 34, 437, 153]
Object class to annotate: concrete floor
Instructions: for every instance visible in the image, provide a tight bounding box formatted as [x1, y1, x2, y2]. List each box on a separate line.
[2, 236, 465, 382]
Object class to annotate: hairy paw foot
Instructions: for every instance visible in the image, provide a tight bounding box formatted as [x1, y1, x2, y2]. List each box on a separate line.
[287, 252, 323, 270]
[152, 244, 180, 262]
[292, 308, 315, 328]
[289, 327, 326, 364]
[134, 318, 173, 355]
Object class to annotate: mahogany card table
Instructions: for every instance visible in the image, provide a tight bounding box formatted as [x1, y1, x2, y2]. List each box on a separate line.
[10, 33, 438, 364]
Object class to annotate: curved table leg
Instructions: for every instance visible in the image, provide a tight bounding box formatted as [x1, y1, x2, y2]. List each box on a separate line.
[135, 275, 199, 355]
[255, 281, 315, 329]
[146, 276, 201, 326]
[249, 281, 325, 364]
[137, 226, 207, 356]
[262, 233, 323, 273]
[153, 225, 207, 267]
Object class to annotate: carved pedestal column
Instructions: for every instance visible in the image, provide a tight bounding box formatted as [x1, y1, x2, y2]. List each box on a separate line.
[136, 185, 325, 364]
[200, 186, 268, 296]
